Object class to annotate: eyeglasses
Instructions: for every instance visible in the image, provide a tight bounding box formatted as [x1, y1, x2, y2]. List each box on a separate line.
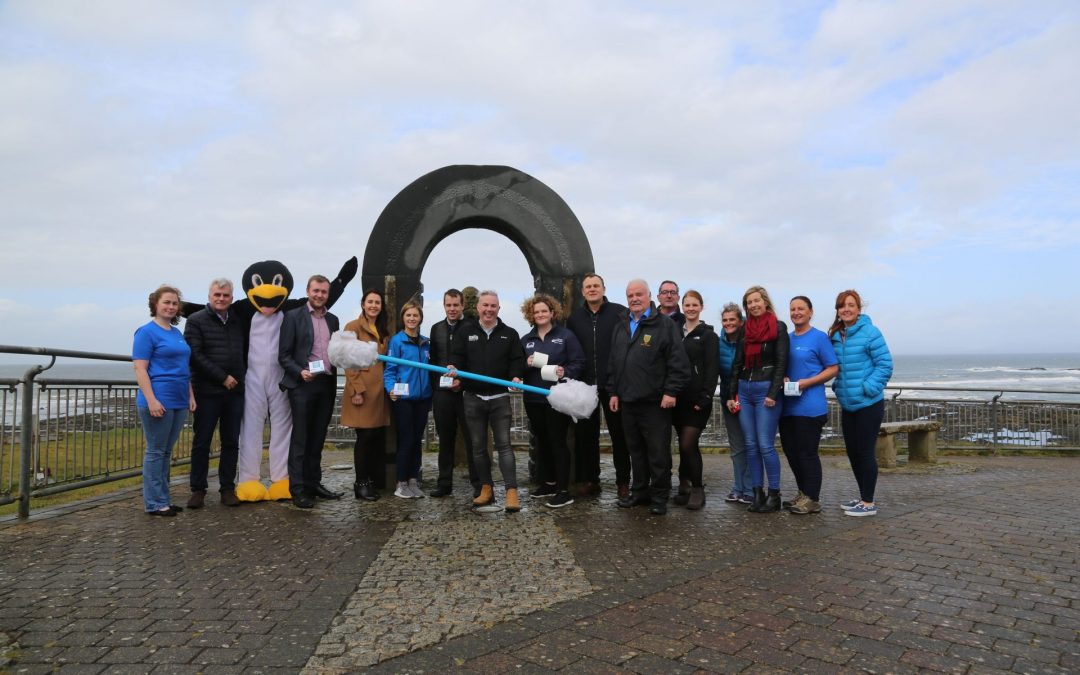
[659, 289, 678, 295]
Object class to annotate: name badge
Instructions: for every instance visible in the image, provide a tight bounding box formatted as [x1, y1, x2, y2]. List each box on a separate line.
[309, 360, 326, 374]
[439, 376, 455, 389]
[783, 381, 801, 396]
[392, 382, 410, 397]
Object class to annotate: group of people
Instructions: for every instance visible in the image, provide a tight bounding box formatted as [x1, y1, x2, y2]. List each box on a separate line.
[132, 271, 892, 519]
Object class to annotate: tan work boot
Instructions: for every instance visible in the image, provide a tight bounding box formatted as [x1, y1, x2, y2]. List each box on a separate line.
[505, 488, 521, 512]
[472, 484, 494, 507]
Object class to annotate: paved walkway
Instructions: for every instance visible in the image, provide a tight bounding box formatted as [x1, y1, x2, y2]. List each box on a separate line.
[1, 453, 1078, 674]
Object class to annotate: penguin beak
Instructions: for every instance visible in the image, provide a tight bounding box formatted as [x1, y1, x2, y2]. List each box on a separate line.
[247, 284, 288, 314]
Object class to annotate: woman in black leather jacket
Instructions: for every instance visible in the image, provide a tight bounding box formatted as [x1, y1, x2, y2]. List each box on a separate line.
[727, 285, 789, 513]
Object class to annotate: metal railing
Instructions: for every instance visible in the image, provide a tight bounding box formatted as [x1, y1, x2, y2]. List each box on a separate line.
[3, 343, 1078, 518]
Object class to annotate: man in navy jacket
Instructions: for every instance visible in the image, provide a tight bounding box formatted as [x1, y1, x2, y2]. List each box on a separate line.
[278, 275, 341, 508]
[607, 279, 690, 515]
[566, 273, 630, 498]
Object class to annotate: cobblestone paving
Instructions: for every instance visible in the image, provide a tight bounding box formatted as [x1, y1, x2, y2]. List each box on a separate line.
[2, 453, 1078, 674]
[303, 514, 592, 672]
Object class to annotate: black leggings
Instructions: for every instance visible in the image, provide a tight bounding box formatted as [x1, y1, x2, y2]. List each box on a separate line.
[674, 425, 705, 487]
[778, 415, 827, 501]
[353, 427, 385, 484]
[841, 400, 884, 503]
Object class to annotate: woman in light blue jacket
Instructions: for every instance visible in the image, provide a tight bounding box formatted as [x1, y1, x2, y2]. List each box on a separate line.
[384, 301, 434, 499]
[829, 290, 892, 517]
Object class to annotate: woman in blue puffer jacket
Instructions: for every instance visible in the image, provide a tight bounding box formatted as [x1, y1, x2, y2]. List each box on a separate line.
[384, 301, 434, 499]
[829, 290, 892, 517]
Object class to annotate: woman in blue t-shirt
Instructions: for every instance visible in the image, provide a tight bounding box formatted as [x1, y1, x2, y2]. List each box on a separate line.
[778, 296, 838, 515]
[133, 285, 195, 517]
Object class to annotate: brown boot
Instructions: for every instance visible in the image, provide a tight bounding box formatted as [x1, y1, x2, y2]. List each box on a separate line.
[673, 478, 692, 506]
[220, 489, 240, 507]
[505, 488, 521, 512]
[186, 490, 206, 509]
[472, 484, 494, 507]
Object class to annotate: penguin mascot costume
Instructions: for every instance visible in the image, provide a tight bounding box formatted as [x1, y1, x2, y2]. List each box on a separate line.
[183, 256, 357, 501]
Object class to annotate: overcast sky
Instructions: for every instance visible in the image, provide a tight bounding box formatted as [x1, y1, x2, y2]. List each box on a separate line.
[1, 1, 1077, 361]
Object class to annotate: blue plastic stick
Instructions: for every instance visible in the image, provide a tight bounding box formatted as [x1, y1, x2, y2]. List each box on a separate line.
[378, 354, 551, 397]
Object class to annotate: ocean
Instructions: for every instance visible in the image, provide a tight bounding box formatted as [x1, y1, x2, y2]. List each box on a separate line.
[2, 353, 1078, 400]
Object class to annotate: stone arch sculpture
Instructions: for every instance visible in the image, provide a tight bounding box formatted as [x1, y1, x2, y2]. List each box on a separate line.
[361, 165, 595, 328]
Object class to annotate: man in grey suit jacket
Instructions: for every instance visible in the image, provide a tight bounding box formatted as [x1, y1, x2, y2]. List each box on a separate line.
[278, 274, 342, 508]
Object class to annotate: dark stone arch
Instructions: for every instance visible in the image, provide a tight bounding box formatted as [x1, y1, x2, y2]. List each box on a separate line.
[362, 165, 595, 329]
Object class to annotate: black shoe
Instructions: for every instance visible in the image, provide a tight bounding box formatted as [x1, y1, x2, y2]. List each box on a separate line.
[167, 504, 184, 513]
[531, 483, 558, 499]
[617, 494, 650, 509]
[430, 486, 452, 498]
[747, 487, 766, 513]
[292, 492, 315, 509]
[354, 480, 378, 501]
[649, 502, 668, 515]
[147, 508, 176, 517]
[311, 483, 343, 500]
[545, 491, 575, 509]
[760, 488, 782, 513]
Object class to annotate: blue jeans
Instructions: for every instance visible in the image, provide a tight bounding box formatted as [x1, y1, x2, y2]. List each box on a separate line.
[393, 398, 432, 482]
[737, 380, 783, 490]
[138, 406, 187, 511]
[722, 404, 751, 497]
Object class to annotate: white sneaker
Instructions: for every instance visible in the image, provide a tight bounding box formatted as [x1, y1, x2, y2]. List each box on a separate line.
[394, 481, 414, 499]
[408, 478, 426, 498]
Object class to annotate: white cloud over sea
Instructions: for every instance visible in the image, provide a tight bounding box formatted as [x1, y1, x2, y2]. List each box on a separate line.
[1, 1, 1077, 356]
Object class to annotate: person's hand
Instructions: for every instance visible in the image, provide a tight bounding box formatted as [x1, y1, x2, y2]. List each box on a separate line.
[301, 369, 313, 382]
[388, 393, 398, 401]
[693, 404, 701, 411]
[555, 366, 565, 379]
[764, 397, 776, 408]
[660, 395, 677, 409]
[527, 355, 534, 367]
[609, 396, 619, 413]
[726, 400, 738, 413]
[189, 397, 197, 413]
[446, 365, 458, 378]
[148, 400, 165, 417]
[450, 379, 461, 392]
[351, 392, 364, 406]
[223, 375, 238, 390]
[797, 379, 808, 390]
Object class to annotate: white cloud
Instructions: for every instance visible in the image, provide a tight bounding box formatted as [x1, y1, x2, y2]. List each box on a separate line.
[0, 1, 1077, 356]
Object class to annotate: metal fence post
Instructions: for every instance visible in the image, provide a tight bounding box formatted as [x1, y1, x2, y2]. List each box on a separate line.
[19, 357, 55, 518]
[990, 392, 1002, 454]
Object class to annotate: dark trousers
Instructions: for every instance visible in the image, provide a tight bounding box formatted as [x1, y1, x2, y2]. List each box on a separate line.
[286, 376, 336, 492]
[464, 393, 517, 489]
[432, 388, 477, 491]
[574, 389, 630, 485]
[621, 401, 673, 505]
[525, 401, 572, 491]
[778, 414, 827, 501]
[841, 400, 884, 503]
[393, 398, 431, 482]
[189, 388, 243, 492]
[353, 427, 385, 483]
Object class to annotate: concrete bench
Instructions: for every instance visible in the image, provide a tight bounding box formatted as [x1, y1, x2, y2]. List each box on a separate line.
[876, 420, 942, 468]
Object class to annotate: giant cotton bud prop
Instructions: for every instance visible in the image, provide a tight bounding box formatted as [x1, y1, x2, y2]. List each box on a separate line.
[328, 331, 597, 419]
